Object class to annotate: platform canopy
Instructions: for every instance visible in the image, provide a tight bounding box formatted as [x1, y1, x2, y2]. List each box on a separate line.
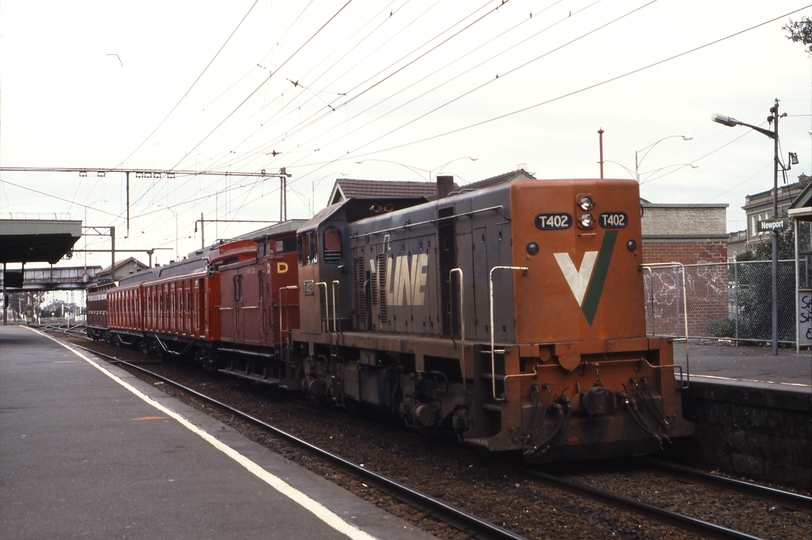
[0, 219, 82, 264]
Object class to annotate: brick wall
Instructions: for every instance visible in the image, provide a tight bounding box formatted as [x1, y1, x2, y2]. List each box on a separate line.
[642, 240, 730, 337]
[641, 240, 728, 265]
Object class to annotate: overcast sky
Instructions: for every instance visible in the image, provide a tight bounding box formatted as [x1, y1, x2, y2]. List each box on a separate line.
[1, 0, 811, 269]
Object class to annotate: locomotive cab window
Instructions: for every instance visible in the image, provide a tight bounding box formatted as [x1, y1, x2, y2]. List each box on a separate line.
[323, 226, 342, 264]
[275, 236, 297, 254]
[297, 230, 318, 266]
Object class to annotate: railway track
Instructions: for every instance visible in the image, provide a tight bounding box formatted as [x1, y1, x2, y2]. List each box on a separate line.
[643, 459, 812, 511]
[70, 342, 525, 540]
[61, 335, 812, 540]
[497, 461, 809, 540]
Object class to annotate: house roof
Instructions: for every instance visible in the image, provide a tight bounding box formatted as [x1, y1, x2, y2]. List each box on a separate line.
[327, 169, 536, 206]
[328, 179, 456, 205]
[99, 256, 148, 275]
[788, 182, 812, 221]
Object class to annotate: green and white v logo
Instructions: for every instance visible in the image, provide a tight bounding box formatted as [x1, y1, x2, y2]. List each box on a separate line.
[553, 230, 617, 326]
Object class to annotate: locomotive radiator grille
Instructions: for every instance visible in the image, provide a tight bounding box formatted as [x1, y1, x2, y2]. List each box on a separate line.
[354, 256, 367, 326]
[377, 253, 387, 323]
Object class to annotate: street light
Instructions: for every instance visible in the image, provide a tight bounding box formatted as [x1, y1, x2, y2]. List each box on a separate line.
[635, 135, 693, 182]
[430, 157, 479, 181]
[712, 100, 783, 355]
[605, 160, 697, 184]
[355, 159, 427, 180]
[355, 157, 478, 181]
[638, 163, 699, 185]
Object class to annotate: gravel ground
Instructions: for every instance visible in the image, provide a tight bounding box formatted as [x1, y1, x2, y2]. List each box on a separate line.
[63, 335, 812, 539]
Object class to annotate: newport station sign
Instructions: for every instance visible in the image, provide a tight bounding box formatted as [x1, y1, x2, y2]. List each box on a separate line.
[756, 217, 789, 232]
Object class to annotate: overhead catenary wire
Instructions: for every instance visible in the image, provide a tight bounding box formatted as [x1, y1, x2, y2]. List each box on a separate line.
[170, 0, 357, 172]
[21, 2, 808, 266]
[144, 0, 497, 208]
[334, 4, 812, 164]
[172, 0, 486, 175]
[115, 0, 264, 170]
[272, 0, 609, 177]
[128, 1, 355, 216]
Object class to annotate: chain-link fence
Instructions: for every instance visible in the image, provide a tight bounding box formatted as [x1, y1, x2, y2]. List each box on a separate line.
[642, 258, 810, 345]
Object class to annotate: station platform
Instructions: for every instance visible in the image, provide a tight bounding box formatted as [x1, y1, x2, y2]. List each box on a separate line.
[673, 340, 811, 389]
[0, 325, 435, 540]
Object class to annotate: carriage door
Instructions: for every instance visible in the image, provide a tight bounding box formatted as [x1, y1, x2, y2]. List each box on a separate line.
[438, 206, 459, 337]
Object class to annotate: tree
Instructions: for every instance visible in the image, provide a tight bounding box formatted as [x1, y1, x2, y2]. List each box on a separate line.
[784, 17, 812, 55]
[798, 173, 811, 188]
[736, 224, 796, 261]
[727, 223, 799, 343]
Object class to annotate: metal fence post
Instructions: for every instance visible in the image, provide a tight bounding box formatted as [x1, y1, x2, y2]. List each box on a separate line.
[734, 261, 739, 346]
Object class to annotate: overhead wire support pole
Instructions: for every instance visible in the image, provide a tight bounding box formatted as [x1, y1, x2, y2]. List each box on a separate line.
[126, 171, 130, 237]
[194, 218, 280, 249]
[0, 166, 277, 178]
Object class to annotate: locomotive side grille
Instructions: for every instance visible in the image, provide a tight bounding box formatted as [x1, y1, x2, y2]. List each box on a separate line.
[354, 256, 366, 326]
[377, 253, 387, 323]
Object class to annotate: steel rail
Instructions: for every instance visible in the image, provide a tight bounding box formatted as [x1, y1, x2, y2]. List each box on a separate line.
[71, 344, 528, 540]
[496, 461, 763, 540]
[645, 459, 812, 510]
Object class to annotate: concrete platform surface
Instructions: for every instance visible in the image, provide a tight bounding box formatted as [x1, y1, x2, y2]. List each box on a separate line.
[673, 340, 811, 390]
[0, 325, 435, 540]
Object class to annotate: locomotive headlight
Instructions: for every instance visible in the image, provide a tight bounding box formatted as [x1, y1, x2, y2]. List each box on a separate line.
[578, 195, 594, 211]
[526, 242, 540, 255]
[580, 213, 594, 227]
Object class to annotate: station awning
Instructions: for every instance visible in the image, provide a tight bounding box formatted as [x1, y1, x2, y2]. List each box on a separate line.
[0, 219, 83, 264]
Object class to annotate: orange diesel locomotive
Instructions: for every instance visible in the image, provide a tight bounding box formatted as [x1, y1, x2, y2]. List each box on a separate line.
[278, 178, 691, 461]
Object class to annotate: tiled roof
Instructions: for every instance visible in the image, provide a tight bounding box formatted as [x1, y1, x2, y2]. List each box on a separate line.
[99, 256, 148, 274]
[330, 170, 536, 205]
[330, 178, 457, 204]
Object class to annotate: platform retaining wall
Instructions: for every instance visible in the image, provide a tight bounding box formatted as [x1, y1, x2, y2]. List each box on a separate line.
[665, 380, 811, 491]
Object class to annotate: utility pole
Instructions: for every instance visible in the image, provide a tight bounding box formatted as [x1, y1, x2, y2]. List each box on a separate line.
[712, 100, 786, 355]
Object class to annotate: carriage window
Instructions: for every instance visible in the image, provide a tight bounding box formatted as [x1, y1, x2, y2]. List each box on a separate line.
[323, 226, 342, 264]
[276, 236, 297, 254]
[233, 275, 242, 302]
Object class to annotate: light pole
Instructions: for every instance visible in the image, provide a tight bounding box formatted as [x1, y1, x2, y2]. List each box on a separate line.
[712, 99, 783, 355]
[159, 205, 179, 261]
[311, 172, 346, 217]
[635, 135, 693, 182]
